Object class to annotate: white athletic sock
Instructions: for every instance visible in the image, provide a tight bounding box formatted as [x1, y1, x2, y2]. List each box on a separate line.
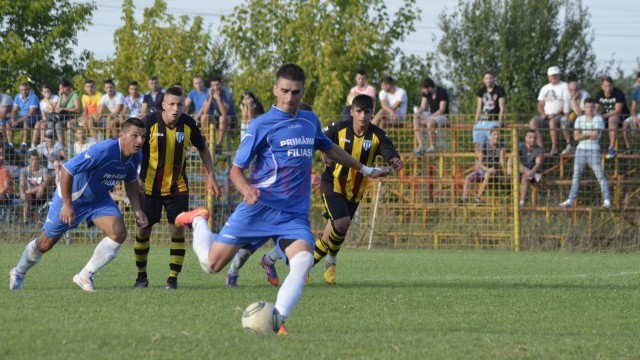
[275, 251, 313, 319]
[79, 237, 121, 278]
[192, 216, 215, 271]
[15, 239, 42, 274]
[228, 248, 253, 276]
[326, 255, 337, 265]
[264, 247, 281, 265]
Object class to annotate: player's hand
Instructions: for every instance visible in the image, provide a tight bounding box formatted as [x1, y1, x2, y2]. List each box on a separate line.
[311, 173, 321, 187]
[321, 152, 333, 167]
[389, 158, 404, 171]
[208, 175, 221, 198]
[242, 187, 260, 205]
[134, 210, 148, 228]
[60, 203, 75, 226]
[370, 167, 393, 178]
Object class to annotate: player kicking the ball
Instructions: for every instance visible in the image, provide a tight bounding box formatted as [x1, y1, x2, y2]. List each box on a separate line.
[175, 63, 390, 334]
[228, 94, 404, 286]
[9, 118, 147, 292]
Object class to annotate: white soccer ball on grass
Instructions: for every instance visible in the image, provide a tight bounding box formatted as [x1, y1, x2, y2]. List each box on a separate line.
[241, 301, 283, 334]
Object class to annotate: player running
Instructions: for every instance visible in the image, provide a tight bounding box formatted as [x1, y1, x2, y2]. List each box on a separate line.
[175, 63, 391, 334]
[9, 118, 147, 291]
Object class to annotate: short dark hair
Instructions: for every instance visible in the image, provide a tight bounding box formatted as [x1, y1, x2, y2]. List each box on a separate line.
[84, 79, 95, 85]
[420, 77, 435, 88]
[601, 76, 613, 84]
[121, 117, 145, 131]
[380, 75, 395, 85]
[41, 84, 52, 92]
[583, 97, 595, 105]
[351, 94, 374, 111]
[210, 76, 222, 83]
[483, 70, 495, 77]
[19, 82, 30, 89]
[356, 70, 367, 77]
[526, 129, 536, 136]
[59, 78, 72, 88]
[170, 82, 183, 88]
[129, 81, 139, 87]
[165, 86, 183, 97]
[149, 76, 159, 81]
[276, 63, 306, 84]
[103, 79, 115, 86]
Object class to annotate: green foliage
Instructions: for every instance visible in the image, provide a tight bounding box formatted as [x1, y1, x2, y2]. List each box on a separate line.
[438, 0, 596, 115]
[221, 0, 421, 123]
[80, 0, 229, 94]
[0, 0, 96, 93]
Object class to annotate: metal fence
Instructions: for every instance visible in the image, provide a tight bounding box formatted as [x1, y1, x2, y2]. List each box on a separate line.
[2, 113, 640, 251]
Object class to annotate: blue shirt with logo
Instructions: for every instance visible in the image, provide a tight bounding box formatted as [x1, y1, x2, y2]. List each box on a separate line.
[234, 105, 334, 214]
[58, 139, 141, 204]
[13, 92, 40, 119]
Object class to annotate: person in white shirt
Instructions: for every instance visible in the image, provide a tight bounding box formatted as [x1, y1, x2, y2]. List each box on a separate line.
[73, 127, 96, 156]
[123, 81, 144, 117]
[371, 75, 407, 130]
[529, 66, 572, 156]
[98, 79, 125, 139]
[559, 98, 611, 209]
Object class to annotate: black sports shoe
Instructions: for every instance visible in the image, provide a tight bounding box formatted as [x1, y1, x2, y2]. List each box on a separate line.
[165, 277, 178, 290]
[134, 277, 149, 289]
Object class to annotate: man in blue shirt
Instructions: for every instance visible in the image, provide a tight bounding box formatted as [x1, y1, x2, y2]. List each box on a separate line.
[201, 77, 238, 154]
[174, 63, 390, 335]
[185, 76, 212, 128]
[9, 118, 148, 292]
[8, 83, 40, 149]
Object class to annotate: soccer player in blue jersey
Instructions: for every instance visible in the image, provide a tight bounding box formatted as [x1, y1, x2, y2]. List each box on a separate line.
[9, 118, 148, 292]
[174, 63, 390, 334]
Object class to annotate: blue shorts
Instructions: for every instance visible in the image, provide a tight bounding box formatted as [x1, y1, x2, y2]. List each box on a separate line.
[43, 195, 122, 238]
[473, 120, 499, 143]
[218, 202, 314, 262]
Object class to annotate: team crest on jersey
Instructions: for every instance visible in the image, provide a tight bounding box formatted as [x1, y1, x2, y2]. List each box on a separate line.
[363, 140, 372, 151]
[176, 132, 184, 143]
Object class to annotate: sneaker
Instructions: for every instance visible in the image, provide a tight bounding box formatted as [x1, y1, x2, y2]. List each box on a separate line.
[549, 148, 559, 156]
[73, 274, 96, 292]
[225, 274, 238, 287]
[603, 200, 612, 209]
[174, 207, 210, 227]
[414, 145, 426, 156]
[561, 144, 575, 155]
[474, 197, 482, 206]
[9, 268, 24, 290]
[324, 263, 336, 285]
[559, 199, 574, 208]
[133, 277, 149, 289]
[605, 148, 617, 159]
[277, 324, 289, 336]
[426, 146, 435, 153]
[624, 148, 633, 155]
[165, 277, 178, 290]
[260, 254, 279, 286]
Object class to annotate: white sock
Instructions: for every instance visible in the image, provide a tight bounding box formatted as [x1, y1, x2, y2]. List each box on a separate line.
[228, 248, 253, 276]
[79, 237, 121, 278]
[15, 239, 42, 274]
[326, 255, 337, 265]
[275, 251, 313, 319]
[264, 247, 281, 265]
[192, 216, 215, 271]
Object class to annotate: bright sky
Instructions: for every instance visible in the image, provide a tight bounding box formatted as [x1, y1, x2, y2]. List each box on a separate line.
[76, 0, 639, 76]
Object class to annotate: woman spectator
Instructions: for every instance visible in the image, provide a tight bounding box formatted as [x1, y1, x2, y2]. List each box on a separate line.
[33, 85, 59, 149]
[239, 91, 264, 137]
[53, 78, 82, 146]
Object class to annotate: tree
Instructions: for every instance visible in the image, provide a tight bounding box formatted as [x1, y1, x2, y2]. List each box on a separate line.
[81, 0, 229, 94]
[438, 0, 596, 116]
[0, 0, 96, 93]
[221, 0, 421, 122]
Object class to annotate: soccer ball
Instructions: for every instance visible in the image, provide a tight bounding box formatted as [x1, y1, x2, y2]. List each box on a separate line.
[241, 301, 282, 334]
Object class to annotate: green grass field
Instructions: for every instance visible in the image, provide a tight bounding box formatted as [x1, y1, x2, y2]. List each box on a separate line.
[1, 244, 639, 359]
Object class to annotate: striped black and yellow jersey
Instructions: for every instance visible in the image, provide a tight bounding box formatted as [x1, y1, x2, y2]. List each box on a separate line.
[139, 112, 206, 196]
[320, 120, 400, 202]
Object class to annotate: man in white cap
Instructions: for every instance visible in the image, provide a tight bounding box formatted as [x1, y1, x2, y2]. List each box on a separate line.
[529, 66, 572, 156]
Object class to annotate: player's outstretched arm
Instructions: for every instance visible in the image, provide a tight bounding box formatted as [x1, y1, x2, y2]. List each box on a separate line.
[198, 147, 221, 198]
[322, 144, 392, 177]
[124, 180, 148, 228]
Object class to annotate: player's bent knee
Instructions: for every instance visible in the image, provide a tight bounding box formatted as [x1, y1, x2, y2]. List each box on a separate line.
[333, 218, 350, 234]
[36, 233, 60, 253]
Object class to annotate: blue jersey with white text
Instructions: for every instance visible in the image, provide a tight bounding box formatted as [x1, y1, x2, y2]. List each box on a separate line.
[233, 105, 334, 214]
[58, 139, 141, 204]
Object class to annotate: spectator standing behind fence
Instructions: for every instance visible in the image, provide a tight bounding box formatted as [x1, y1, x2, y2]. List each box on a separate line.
[530, 66, 572, 156]
[33, 85, 59, 148]
[239, 91, 264, 138]
[141, 76, 164, 116]
[80, 80, 102, 138]
[73, 128, 96, 156]
[560, 98, 611, 209]
[185, 76, 213, 129]
[201, 77, 237, 154]
[99, 79, 125, 140]
[473, 71, 506, 153]
[372, 75, 407, 130]
[37, 130, 66, 174]
[20, 151, 50, 225]
[8, 83, 40, 151]
[507, 130, 544, 206]
[123, 81, 143, 117]
[52, 79, 82, 147]
[413, 77, 449, 155]
[596, 76, 630, 159]
[460, 128, 505, 205]
[623, 73, 640, 153]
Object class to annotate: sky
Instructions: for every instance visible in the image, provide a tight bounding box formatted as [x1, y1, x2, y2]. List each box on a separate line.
[75, 0, 639, 76]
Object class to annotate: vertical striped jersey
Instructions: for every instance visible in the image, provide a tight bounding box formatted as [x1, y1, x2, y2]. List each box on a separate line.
[321, 120, 399, 202]
[139, 112, 206, 196]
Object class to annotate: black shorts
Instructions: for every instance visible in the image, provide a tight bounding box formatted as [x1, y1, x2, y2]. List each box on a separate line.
[321, 191, 360, 221]
[140, 194, 189, 226]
